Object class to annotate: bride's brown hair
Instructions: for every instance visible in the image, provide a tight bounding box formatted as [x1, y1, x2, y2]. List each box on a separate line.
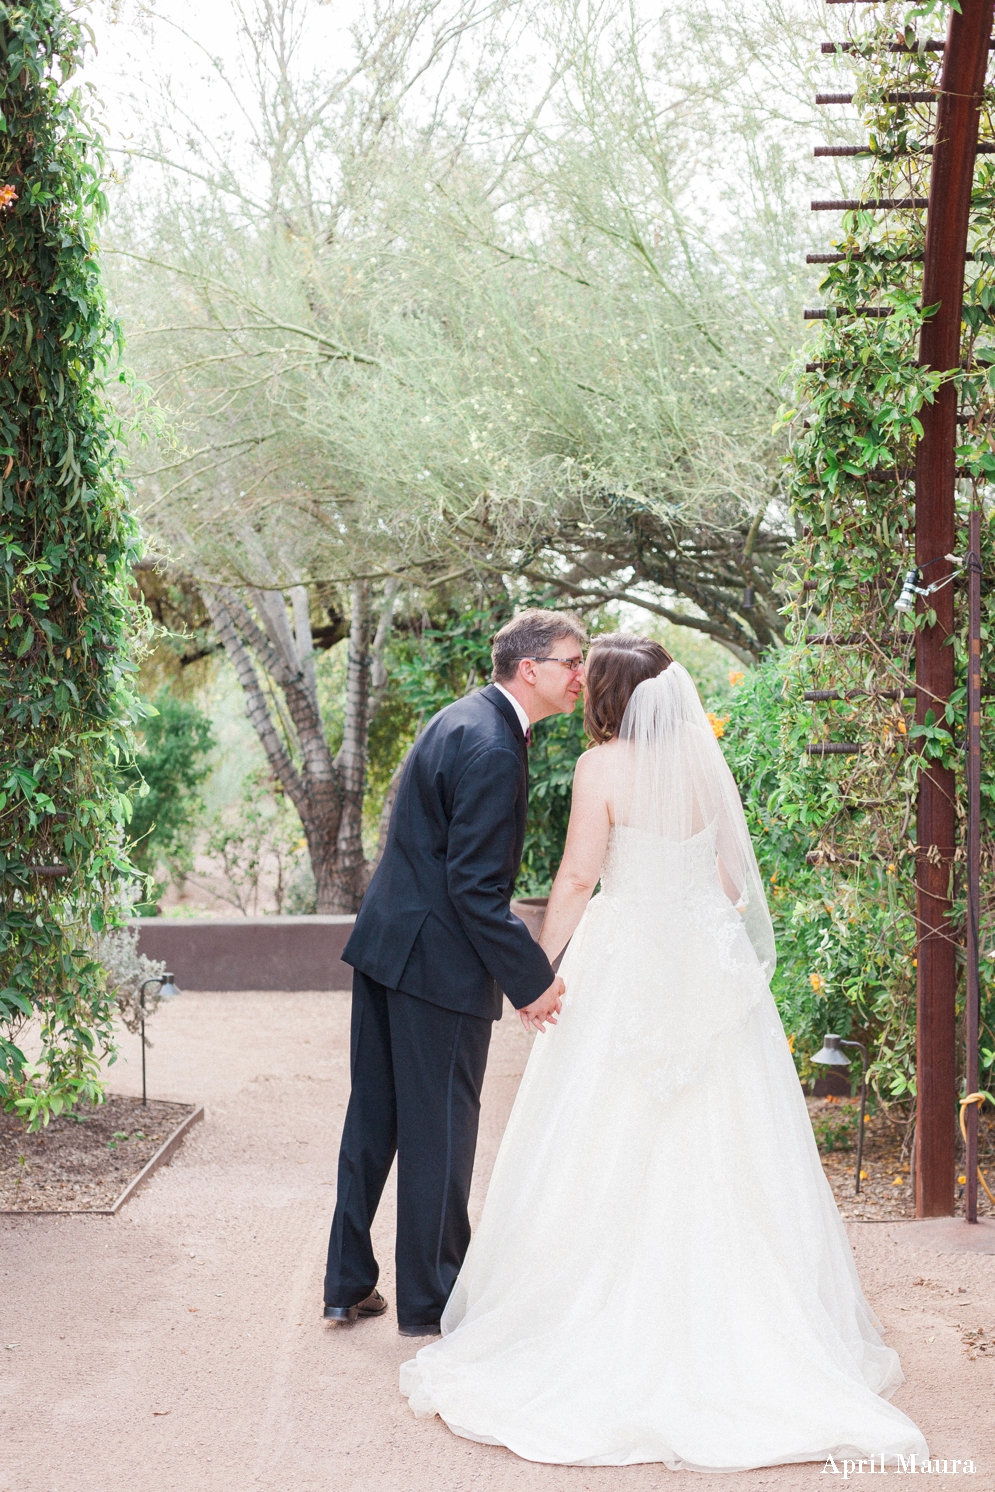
[583, 635, 673, 745]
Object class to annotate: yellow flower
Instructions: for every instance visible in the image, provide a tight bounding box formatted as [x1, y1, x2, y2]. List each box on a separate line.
[886, 863, 896, 876]
[706, 712, 728, 739]
[786, 1034, 796, 1052]
[809, 972, 824, 994]
[728, 670, 745, 687]
[958, 1175, 967, 1185]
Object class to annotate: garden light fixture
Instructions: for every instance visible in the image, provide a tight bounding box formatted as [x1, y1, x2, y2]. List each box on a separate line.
[893, 567, 922, 613]
[894, 553, 965, 612]
[813, 1033, 869, 1194]
[138, 973, 181, 1106]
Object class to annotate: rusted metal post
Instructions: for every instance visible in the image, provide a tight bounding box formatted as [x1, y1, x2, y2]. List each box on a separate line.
[915, 0, 994, 1218]
[965, 507, 983, 1223]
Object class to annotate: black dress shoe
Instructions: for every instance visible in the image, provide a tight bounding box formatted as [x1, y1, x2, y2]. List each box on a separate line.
[398, 1322, 441, 1338]
[323, 1289, 388, 1323]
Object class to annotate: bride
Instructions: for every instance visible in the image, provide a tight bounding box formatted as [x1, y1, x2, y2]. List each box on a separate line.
[400, 634, 928, 1471]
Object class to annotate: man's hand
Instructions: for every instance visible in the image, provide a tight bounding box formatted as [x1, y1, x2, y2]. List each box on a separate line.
[518, 976, 565, 1033]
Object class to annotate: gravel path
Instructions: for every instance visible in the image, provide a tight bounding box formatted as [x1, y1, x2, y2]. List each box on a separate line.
[3, 989, 994, 1491]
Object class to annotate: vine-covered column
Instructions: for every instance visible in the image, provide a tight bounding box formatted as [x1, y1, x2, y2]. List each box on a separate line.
[0, 2, 142, 1126]
[784, 0, 995, 1213]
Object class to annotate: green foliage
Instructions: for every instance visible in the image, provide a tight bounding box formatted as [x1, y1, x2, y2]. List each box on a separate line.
[0, 3, 141, 1126]
[721, 656, 920, 1100]
[121, 688, 215, 911]
[364, 685, 416, 822]
[392, 607, 510, 721]
[811, 1104, 858, 1155]
[767, 6, 995, 1102]
[518, 708, 587, 895]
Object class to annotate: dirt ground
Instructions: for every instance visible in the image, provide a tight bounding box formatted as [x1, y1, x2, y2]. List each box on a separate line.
[0, 1097, 196, 1213]
[3, 989, 994, 1492]
[809, 1095, 995, 1223]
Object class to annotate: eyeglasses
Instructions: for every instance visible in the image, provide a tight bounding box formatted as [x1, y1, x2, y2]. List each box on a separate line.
[516, 655, 585, 672]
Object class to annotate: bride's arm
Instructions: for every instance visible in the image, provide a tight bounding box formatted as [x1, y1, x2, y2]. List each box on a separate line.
[537, 749, 612, 964]
[717, 854, 746, 912]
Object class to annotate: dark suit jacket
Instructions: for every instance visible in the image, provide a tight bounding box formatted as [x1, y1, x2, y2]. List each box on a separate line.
[342, 684, 555, 1020]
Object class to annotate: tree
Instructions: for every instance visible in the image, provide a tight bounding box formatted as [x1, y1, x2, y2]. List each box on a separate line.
[102, 0, 519, 910]
[0, 1, 142, 1126]
[100, 0, 839, 902]
[203, 577, 397, 911]
[108, 0, 836, 646]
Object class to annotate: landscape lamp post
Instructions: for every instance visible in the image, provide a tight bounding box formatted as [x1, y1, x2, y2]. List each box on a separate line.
[813, 1033, 869, 1195]
[138, 974, 181, 1106]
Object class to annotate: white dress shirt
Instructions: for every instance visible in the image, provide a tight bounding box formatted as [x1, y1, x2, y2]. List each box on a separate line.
[494, 683, 531, 743]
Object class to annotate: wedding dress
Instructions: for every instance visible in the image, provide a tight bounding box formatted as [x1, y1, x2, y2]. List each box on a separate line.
[400, 664, 928, 1470]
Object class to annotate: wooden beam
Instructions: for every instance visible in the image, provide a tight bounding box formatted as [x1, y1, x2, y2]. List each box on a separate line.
[914, 0, 994, 1218]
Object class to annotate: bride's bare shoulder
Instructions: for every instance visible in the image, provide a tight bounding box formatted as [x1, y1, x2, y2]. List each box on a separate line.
[573, 738, 619, 786]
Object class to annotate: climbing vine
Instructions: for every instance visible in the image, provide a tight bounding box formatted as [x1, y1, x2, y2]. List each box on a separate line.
[764, 0, 995, 1102]
[0, 2, 143, 1127]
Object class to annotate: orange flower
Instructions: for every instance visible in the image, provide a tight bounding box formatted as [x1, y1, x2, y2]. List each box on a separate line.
[0, 184, 18, 211]
[809, 972, 824, 994]
[706, 712, 729, 738]
[728, 670, 745, 687]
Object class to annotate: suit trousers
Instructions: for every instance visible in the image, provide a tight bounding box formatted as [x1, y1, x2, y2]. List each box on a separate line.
[324, 970, 493, 1328]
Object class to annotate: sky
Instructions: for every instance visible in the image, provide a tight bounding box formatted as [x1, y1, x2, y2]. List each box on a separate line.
[83, 0, 364, 183]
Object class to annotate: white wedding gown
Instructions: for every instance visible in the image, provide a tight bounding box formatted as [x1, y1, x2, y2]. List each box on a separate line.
[400, 670, 928, 1470]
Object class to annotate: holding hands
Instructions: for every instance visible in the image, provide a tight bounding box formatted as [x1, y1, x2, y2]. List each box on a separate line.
[518, 975, 565, 1033]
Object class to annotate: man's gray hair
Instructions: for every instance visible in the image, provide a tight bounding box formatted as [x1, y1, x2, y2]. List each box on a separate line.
[491, 609, 587, 684]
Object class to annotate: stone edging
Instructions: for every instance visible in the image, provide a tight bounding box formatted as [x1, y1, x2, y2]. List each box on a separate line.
[0, 1104, 205, 1218]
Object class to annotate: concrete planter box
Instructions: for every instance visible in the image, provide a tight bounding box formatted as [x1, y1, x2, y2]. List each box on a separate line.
[509, 896, 548, 941]
[131, 901, 549, 994]
[131, 915, 356, 992]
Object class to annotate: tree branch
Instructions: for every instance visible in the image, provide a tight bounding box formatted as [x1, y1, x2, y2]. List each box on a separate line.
[202, 589, 307, 815]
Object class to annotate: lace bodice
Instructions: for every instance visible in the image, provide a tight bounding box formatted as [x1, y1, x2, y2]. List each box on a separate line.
[598, 822, 721, 903]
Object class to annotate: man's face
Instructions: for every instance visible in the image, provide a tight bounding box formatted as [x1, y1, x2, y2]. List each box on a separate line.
[521, 634, 585, 717]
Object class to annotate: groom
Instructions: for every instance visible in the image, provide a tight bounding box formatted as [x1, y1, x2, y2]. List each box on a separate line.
[323, 609, 586, 1336]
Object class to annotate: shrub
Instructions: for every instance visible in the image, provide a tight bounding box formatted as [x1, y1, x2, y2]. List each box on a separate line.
[121, 687, 215, 911]
[721, 652, 921, 1102]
